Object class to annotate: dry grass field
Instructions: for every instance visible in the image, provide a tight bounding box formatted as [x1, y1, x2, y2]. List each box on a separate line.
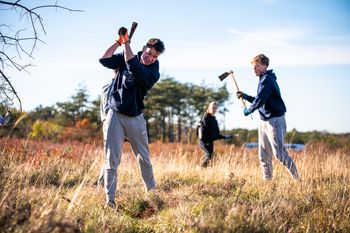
[0, 138, 349, 232]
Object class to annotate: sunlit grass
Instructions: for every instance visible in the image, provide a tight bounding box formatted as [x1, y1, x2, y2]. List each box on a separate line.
[0, 138, 349, 232]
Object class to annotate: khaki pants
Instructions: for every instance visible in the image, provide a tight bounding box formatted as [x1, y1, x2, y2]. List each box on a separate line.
[259, 115, 299, 180]
[104, 110, 155, 203]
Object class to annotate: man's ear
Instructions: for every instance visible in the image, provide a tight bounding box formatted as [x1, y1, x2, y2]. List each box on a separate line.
[142, 46, 146, 52]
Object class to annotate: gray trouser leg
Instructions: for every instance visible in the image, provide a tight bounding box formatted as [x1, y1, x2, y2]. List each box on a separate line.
[97, 163, 105, 185]
[269, 116, 299, 179]
[199, 140, 214, 167]
[260, 116, 299, 180]
[259, 121, 273, 180]
[104, 110, 125, 203]
[122, 113, 156, 192]
[97, 119, 108, 186]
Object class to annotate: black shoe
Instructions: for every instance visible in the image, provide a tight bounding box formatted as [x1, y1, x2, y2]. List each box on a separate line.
[106, 201, 116, 209]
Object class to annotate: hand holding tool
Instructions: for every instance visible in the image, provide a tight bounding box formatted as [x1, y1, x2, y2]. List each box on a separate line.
[117, 27, 129, 45]
[243, 108, 251, 116]
[236, 91, 247, 100]
[218, 70, 253, 119]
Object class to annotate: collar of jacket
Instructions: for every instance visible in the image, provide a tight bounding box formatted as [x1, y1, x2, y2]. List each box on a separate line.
[259, 69, 273, 78]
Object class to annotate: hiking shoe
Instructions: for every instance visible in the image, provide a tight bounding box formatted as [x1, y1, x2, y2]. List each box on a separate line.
[106, 201, 116, 209]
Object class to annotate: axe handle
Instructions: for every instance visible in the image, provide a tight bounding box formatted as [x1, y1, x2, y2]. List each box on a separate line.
[230, 72, 253, 120]
[129, 22, 138, 41]
[229, 72, 247, 109]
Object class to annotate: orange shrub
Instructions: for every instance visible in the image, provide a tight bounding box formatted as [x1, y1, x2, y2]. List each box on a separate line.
[75, 118, 90, 129]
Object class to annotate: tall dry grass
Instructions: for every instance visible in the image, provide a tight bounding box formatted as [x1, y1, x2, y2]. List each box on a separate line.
[0, 138, 349, 232]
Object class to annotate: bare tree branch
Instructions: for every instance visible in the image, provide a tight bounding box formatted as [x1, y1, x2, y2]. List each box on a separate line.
[0, 69, 22, 111]
[0, 0, 83, 111]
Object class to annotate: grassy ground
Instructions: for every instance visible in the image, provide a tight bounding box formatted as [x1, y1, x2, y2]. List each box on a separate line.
[0, 138, 349, 232]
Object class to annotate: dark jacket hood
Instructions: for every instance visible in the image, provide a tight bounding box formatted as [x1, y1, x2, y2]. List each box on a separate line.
[261, 69, 277, 80]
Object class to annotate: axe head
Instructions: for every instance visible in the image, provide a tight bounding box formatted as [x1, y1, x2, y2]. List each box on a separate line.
[218, 70, 233, 81]
[129, 22, 138, 40]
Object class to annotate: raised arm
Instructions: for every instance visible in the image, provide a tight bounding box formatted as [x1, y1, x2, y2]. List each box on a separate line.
[101, 42, 121, 59]
[123, 42, 135, 61]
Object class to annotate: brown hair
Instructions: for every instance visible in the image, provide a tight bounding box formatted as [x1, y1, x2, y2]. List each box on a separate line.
[146, 38, 165, 54]
[251, 54, 269, 67]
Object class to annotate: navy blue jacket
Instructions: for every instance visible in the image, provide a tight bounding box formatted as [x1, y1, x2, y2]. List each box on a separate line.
[244, 70, 286, 120]
[99, 51, 160, 117]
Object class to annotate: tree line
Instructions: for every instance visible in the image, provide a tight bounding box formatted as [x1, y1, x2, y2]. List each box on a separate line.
[0, 75, 230, 143]
[1, 74, 349, 151]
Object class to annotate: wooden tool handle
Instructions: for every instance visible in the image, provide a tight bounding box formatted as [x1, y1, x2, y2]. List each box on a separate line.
[229, 72, 247, 109]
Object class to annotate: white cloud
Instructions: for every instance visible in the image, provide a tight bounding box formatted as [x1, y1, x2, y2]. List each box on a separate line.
[161, 27, 350, 69]
[317, 35, 350, 41]
[226, 28, 305, 47]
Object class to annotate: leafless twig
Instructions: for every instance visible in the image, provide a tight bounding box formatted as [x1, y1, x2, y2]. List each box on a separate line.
[0, 0, 83, 110]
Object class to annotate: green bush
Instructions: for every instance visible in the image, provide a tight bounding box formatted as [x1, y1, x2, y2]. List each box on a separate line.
[29, 120, 63, 140]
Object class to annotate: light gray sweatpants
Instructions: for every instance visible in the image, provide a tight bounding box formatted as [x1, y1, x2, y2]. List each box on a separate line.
[104, 110, 155, 203]
[259, 115, 299, 180]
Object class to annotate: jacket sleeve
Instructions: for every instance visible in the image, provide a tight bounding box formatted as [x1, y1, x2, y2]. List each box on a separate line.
[217, 134, 225, 140]
[243, 94, 255, 103]
[212, 118, 221, 141]
[249, 76, 274, 112]
[99, 53, 124, 69]
[126, 56, 160, 90]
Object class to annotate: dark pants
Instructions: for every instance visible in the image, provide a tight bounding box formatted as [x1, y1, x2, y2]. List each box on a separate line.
[199, 139, 213, 167]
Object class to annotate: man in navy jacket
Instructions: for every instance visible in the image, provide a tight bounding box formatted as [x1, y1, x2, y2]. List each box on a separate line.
[237, 54, 299, 181]
[99, 29, 165, 208]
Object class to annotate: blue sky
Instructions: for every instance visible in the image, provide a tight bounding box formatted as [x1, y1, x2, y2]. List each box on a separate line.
[3, 0, 350, 133]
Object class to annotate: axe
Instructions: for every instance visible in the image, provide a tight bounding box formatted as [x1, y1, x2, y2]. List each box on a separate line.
[118, 22, 138, 43]
[128, 22, 138, 41]
[219, 70, 253, 119]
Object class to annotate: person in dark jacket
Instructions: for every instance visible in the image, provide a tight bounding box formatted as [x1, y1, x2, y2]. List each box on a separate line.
[237, 54, 299, 181]
[198, 101, 231, 167]
[99, 28, 165, 208]
[0, 109, 11, 127]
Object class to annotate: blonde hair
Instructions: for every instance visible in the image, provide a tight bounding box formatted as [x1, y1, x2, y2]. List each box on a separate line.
[206, 101, 217, 113]
[251, 54, 269, 66]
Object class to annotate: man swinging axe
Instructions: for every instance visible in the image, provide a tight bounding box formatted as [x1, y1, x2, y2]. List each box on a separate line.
[99, 22, 165, 208]
[219, 54, 299, 181]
